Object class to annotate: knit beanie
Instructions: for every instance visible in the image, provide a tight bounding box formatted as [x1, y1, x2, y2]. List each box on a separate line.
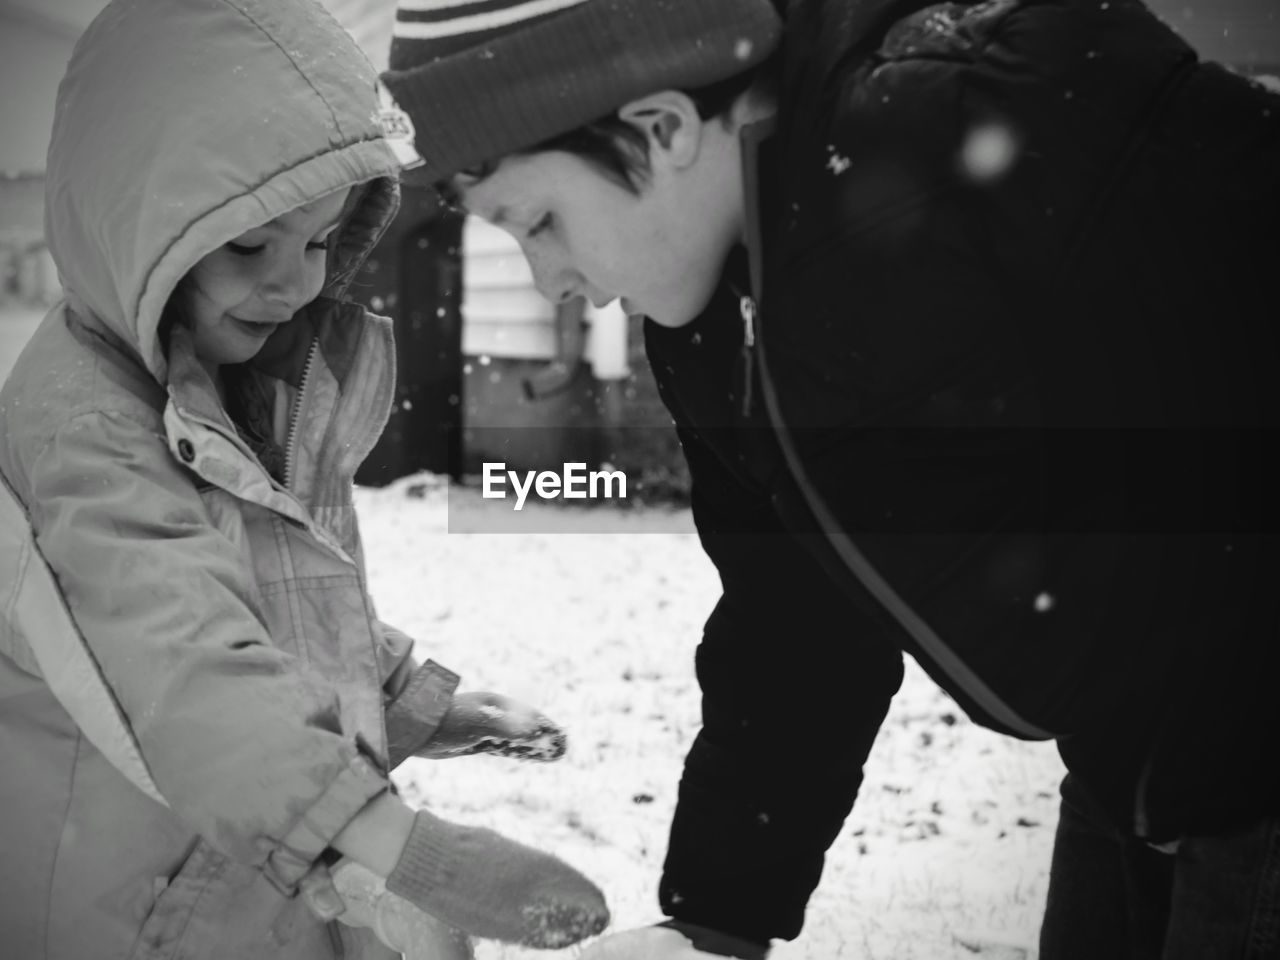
[380, 0, 783, 185]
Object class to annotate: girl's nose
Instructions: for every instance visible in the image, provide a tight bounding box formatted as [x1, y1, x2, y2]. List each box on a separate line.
[261, 253, 322, 313]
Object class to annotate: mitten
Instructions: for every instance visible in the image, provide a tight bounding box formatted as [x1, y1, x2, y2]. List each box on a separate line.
[420, 691, 567, 762]
[385, 808, 609, 948]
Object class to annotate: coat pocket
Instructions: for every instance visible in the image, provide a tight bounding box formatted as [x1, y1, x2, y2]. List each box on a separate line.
[130, 838, 344, 960]
[128, 840, 228, 960]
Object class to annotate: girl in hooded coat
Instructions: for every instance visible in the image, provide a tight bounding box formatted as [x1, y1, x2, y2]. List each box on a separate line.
[0, 1, 609, 958]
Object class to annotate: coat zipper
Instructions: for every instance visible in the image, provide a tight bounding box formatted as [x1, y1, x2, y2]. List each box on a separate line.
[736, 118, 1056, 742]
[739, 295, 757, 417]
[1133, 757, 1153, 839]
[1131, 695, 1181, 847]
[283, 337, 319, 491]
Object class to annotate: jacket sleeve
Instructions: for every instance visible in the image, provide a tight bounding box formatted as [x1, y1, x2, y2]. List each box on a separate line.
[376, 620, 461, 768]
[657, 421, 905, 945]
[23, 409, 388, 893]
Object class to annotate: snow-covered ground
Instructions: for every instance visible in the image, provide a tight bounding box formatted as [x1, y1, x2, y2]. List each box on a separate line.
[359, 475, 1068, 960]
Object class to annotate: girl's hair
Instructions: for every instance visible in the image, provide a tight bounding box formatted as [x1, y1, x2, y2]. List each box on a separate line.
[157, 277, 190, 359]
[437, 60, 777, 208]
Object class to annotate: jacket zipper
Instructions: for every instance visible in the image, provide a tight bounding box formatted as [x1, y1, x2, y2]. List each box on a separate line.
[1133, 756, 1153, 839]
[283, 337, 319, 491]
[736, 118, 1056, 741]
[739, 295, 756, 417]
[1131, 696, 1181, 847]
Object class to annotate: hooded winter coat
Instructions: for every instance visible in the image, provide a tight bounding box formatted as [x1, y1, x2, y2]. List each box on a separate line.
[0, 1, 455, 957]
[647, 0, 1280, 945]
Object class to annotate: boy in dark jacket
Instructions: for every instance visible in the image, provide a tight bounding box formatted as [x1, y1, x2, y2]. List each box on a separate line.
[381, 0, 1280, 956]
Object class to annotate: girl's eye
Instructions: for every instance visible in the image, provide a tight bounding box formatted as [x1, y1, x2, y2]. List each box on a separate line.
[226, 241, 265, 256]
[307, 236, 334, 252]
[527, 213, 553, 239]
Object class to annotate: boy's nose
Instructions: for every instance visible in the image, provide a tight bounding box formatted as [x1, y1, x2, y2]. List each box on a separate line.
[531, 267, 579, 306]
[526, 251, 580, 306]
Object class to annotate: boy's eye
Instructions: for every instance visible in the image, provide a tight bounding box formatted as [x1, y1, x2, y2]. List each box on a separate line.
[226, 241, 265, 256]
[527, 213, 553, 239]
[306, 238, 331, 252]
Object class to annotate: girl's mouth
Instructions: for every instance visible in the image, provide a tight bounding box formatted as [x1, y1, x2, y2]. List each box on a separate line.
[230, 316, 277, 337]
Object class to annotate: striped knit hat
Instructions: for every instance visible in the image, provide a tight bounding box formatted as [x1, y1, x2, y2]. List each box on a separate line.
[381, 0, 783, 185]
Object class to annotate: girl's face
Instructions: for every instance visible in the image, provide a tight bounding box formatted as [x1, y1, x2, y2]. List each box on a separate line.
[177, 189, 350, 371]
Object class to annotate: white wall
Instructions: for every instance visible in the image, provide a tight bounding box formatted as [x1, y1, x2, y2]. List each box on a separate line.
[0, 11, 77, 175]
[461, 216, 558, 360]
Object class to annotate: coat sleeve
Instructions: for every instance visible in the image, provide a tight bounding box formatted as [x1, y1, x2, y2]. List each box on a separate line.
[657, 421, 905, 945]
[376, 620, 461, 768]
[24, 409, 387, 893]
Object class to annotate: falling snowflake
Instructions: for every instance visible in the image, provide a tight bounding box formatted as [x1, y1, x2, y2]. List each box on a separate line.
[959, 121, 1020, 183]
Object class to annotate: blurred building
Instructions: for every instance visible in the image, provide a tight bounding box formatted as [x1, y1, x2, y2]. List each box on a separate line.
[0, 3, 80, 305]
[0, 172, 57, 304]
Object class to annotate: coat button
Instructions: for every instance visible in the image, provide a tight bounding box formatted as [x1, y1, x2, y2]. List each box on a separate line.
[177, 439, 195, 463]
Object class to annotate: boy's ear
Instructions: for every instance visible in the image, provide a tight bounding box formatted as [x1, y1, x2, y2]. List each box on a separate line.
[617, 91, 703, 169]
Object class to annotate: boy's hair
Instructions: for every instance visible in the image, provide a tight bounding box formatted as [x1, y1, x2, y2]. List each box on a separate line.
[436, 63, 775, 210]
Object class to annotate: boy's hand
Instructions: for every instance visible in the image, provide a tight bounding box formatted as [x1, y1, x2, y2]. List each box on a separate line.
[419, 691, 566, 762]
[386, 809, 610, 948]
[577, 924, 767, 959]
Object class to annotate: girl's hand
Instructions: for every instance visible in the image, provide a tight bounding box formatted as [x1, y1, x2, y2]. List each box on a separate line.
[419, 691, 566, 761]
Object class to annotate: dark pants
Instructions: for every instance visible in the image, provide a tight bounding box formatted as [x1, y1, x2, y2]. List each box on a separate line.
[1040, 774, 1280, 959]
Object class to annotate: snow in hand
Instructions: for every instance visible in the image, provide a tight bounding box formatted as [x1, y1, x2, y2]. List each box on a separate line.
[358, 475, 1067, 960]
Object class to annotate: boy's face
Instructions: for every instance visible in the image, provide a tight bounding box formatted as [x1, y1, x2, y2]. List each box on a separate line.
[456, 111, 742, 327]
[178, 189, 350, 369]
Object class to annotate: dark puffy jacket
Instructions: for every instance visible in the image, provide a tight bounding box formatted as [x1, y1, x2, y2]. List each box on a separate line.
[647, 0, 1280, 945]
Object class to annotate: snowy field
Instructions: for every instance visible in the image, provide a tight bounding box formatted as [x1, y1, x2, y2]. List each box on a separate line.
[359, 475, 1068, 960]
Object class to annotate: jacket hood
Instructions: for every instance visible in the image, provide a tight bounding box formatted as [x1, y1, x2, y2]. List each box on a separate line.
[45, 0, 402, 384]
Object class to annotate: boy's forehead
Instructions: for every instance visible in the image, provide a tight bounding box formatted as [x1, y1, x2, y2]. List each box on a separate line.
[453, 161, 532, 221]
[454, 152, 591, 219]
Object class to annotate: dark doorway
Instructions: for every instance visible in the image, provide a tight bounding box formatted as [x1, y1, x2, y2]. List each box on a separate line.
[354, 185, 465, 486]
